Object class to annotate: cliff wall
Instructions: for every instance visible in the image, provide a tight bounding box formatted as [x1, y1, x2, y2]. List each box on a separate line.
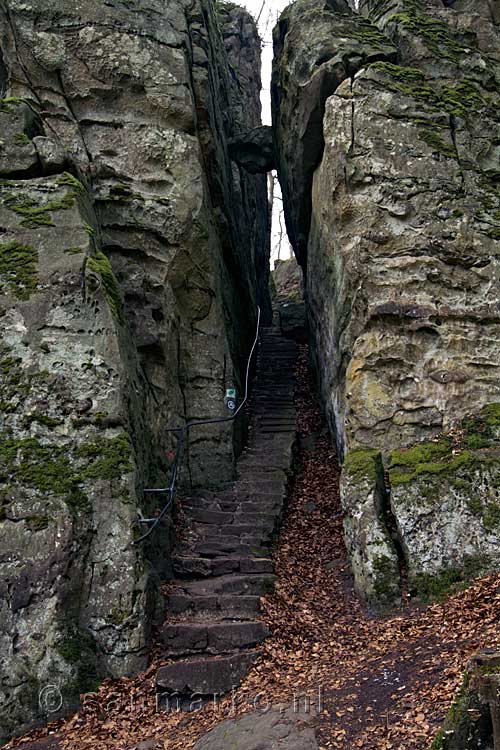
[273, 0, 500, 605]
[0, 0, 269, 740]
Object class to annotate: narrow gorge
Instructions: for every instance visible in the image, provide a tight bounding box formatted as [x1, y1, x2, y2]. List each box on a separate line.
[0, 0, 499, 748]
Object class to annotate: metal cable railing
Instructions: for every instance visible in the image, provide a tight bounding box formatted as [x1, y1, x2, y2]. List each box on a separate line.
[133, 306, 261, 545]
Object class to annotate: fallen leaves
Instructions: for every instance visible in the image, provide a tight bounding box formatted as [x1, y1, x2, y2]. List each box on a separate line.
[7, 345, 500, 750]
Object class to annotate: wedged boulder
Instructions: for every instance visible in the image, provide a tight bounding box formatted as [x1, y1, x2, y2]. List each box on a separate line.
[228, 125, 275, 173]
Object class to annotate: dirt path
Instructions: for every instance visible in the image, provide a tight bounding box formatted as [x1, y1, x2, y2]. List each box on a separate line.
[8, 345, 500, 750]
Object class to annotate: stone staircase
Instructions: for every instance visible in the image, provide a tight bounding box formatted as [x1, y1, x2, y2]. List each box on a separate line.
[156, 327, 298, 702]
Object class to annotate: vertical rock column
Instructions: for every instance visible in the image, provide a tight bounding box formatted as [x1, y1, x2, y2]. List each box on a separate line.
[0, 0, 269, 740]
[273, 0, 500, 604]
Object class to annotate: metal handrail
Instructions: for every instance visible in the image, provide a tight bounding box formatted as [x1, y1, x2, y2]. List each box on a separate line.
[133, 306, 261, 545]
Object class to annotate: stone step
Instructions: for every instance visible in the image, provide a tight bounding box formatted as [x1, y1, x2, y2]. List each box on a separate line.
[183, 507, 277, 526]
[188, 539, 269, 558]
[192, 523, 275, 538]
[157, 650, 262, 696]
[168, 593, 262, 618]
[175, 573, 276, 597]
[182, 496, 283, 513]
[172, 555, 274, 578]
[160, 620, 269, 656]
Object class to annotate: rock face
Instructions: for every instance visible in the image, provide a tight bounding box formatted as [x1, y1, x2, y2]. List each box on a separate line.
[0, 0, 269, 741]
[273, 0, 500, 604]
[194, 708, 319, 750]
[271, 0, 397, 267]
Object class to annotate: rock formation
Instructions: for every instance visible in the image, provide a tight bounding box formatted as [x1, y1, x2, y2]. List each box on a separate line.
[0, 0, 270, 741]
[273, 0, 500, 605]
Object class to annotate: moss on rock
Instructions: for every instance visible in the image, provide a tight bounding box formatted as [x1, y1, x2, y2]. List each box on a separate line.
[0, 241, 38, 300]
[86, 251, 124, 323]
[343, 448, 381, 483]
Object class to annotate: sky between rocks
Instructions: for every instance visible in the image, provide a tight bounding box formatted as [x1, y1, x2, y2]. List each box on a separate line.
[237, 0, 293, 260]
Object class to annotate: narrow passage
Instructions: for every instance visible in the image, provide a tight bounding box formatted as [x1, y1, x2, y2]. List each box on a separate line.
[7, 347, 500, 750]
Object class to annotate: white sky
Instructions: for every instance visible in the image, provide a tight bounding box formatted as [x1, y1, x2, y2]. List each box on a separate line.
[237, 0, 293, 261]
[238, 0, 292, 125]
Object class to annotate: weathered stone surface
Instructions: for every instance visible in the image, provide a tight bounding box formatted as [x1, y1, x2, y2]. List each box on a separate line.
[0, 0, 270, 740]
[157, 650, 261, 696]
[271, 0, 397, 267]
[0, 173, 151, 738]
[194, 708, 319, 750]
[273, 0, 500, 604]
[341, 450, 401, 605]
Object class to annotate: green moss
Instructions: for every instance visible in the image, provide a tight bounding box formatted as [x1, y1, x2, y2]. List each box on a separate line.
[349, 17, 393, 50]
[373, 554, 399, 599]
[56, 172, 86, 194]
[481, 403, 500, 426]
[388, 1, 475, 61]
[411, 554, 491, 601]
[21, 413, 63, 429]
[0, 434, 133, 512]
[0, 437, 88, 509]
[419, 128, 456, 158]
[343, 448, 381, 483]
[370, 63, 490, 125]
[483, 503, 500, 532]
[389, 439, 452, 484]
[64, 246, 84, 255]
[13, 133, 30, 146]
[76, 434, 132, 480]
[429, 729, 444, 750]
[3, 191, 75, 228]
[86, 251, 124, 323]
[83, 222, 96, 236]
[0, 97, 26, 113]
[0, 241, 38, 299]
